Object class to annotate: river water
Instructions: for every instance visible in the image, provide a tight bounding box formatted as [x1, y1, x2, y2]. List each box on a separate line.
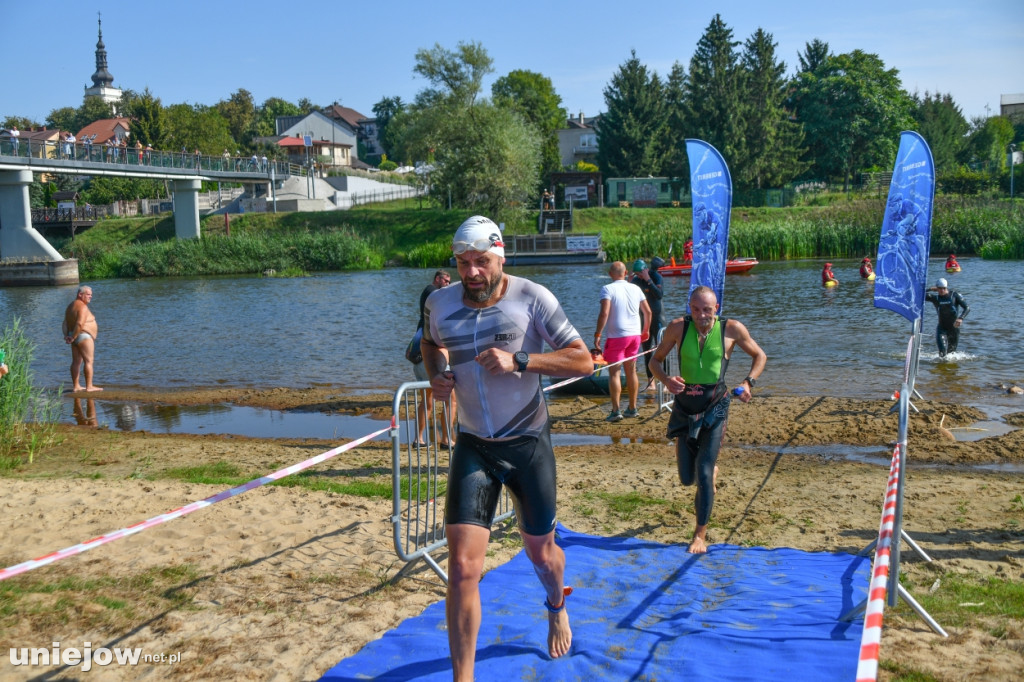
[1, 257, 1022, 421]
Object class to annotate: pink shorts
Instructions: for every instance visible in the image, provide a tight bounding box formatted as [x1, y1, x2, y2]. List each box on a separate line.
[603, 336, 641, 365]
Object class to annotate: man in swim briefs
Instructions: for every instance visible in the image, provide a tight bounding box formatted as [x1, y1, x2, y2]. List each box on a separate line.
[649, 286, 766, 554]
[62, 286, 102, 392]
[420, 215, 592, 681]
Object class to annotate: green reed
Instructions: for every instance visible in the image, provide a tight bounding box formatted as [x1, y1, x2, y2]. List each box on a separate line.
[78, 230, 387, 279]
[0, 318, 62, 468]
[593, 197, 1022, 264]
[63, 197, 1021, 279]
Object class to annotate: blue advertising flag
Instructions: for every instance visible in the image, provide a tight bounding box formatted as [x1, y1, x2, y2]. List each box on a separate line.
[874, 131, 935, 322]
[685, 139, 732, 312]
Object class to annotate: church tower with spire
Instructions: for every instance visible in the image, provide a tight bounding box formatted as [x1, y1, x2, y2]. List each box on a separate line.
[84, 13, 122, 106]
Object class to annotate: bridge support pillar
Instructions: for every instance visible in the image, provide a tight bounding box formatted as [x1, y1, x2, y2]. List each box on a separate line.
[172, 178, 202, 239]
[0, 169, 64, 260]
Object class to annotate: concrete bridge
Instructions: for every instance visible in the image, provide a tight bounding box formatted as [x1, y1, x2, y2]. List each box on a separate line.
[0, 145, 299, 266]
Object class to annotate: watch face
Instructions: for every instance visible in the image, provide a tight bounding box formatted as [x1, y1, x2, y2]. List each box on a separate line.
[514, 351, 528, 370]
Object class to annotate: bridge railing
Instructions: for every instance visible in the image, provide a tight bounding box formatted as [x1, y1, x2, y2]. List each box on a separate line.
[0, 138, 292, 177]
[31, 206, 103, 223]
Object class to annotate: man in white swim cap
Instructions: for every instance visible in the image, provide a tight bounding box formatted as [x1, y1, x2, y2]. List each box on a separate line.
[926, 278, 969, 357]
[420, 215, 592, 678]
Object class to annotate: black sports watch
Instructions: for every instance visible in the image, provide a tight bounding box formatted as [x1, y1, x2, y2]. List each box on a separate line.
[513, 351, 530, 372]
[743, 375, 756, 387]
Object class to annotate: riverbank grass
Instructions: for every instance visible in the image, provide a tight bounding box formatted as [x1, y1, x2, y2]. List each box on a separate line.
[0, 318, 62, 469]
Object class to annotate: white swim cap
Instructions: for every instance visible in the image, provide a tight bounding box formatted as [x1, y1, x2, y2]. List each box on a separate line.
[453, 215, 504, 258]
[935, 278, 948, 288]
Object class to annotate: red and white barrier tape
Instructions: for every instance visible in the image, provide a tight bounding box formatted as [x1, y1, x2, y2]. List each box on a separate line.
[0, 417, 395, 582]
[544, 347, 654, 393]
[855, 442, 902, 681]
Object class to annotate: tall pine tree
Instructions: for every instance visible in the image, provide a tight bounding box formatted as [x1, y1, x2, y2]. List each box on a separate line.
[737, 29, 806, 188]
[912, 92, 968, 171]
[662, 61, 690, 180]
[686, 15, 743, 170]
[596, 50, 667, 178]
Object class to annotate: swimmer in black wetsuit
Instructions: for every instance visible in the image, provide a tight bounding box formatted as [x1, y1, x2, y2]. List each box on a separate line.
[925, 278, 969, 357]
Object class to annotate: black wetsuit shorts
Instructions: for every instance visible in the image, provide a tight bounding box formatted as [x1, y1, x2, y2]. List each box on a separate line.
[444, 425, 557, 537]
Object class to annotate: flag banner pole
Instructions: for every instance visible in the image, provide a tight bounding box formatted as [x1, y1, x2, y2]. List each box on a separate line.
[684, 139, 732, 313]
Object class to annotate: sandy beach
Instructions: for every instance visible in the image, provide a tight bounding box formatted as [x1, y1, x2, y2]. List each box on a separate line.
[0, 387, 1021, 680]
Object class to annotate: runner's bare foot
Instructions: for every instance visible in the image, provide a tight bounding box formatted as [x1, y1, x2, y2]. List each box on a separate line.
[547, 607, 572, 658]
[84, 386, 103, 392]
[688, 535, 708, 554]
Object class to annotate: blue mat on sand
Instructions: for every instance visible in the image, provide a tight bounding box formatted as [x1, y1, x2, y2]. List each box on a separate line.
[322, 525, 869, 681]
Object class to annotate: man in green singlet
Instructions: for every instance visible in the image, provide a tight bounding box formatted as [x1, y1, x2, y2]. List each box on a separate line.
[649, 286, 766, 554]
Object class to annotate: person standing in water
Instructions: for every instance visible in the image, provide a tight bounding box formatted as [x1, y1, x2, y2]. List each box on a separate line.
[925, 278, 969, 357]
[62, 286, 102, 392]
[859, 257, 874, 279]
[821, 262, 839, 286]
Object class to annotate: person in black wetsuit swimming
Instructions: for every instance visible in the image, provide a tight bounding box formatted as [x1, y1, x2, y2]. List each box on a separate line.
[925, 278, 969, 357]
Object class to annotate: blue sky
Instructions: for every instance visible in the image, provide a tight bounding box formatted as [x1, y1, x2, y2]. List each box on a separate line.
[2, 0, 1021, 126]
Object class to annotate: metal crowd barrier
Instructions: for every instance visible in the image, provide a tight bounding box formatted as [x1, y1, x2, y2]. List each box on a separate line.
[654, 327, 676, 414]
[390, 381, 513, 583]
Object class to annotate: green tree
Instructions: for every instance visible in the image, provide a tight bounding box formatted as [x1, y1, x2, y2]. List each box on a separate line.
[119, 88, 166, 147]
[371, 95, 406, 160]
[163, 103, 234, 154]
[797, 39, 830, 73]
[82, 176, 164, 204]
[46, 107, 78, 132]
[430, 103, 540, 219]
[216, 89, 256, 145]
[413, 41, 494, 107]
[790, 49, 915, 189]
[686, 15, 744, 169]
[2, 115, 40, 131]
[1009, 111, 1024, 146]
[736, 28, 807, 188]
[395, 42, 539, 219]
[911, 92, 968, 172]
[596, 50, 667, 177]
[491, 69, 566, 183]
[662, 61, 690, 179]
[250, 97, 302, 141]
[959, 115, 1015, 172]
[75, 97, 115, 133]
